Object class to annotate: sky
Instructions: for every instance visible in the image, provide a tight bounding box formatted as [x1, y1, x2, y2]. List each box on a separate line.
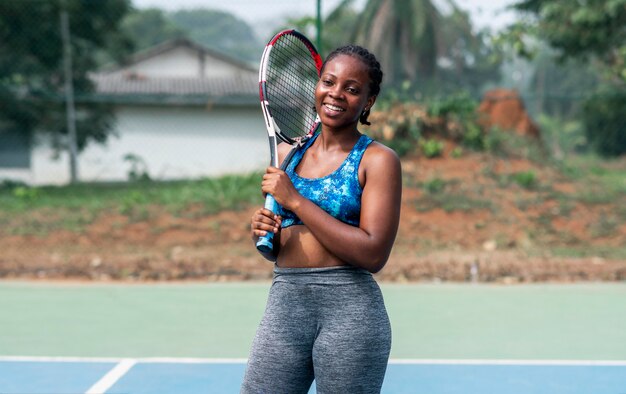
[131, 0, 519, 33]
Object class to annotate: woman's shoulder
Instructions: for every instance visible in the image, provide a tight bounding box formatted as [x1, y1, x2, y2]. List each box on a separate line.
[363, 139, 401, 165]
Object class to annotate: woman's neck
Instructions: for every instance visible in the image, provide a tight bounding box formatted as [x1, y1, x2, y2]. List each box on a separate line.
[317, 126, 361, 152]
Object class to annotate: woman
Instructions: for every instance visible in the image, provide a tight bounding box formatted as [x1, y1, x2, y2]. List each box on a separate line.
[241, 45, 402, 393]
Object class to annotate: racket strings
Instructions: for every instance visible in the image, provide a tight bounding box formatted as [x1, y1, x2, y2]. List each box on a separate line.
[266, 34, 319, 140]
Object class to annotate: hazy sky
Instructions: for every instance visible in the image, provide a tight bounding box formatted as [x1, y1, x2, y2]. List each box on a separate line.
[131, 0, 518, 32]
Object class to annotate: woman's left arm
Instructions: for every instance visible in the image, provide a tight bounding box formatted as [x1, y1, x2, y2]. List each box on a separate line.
[281, 142, 402, 272]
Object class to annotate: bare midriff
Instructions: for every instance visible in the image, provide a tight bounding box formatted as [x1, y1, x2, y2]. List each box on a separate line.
[276, 225, 348, 268]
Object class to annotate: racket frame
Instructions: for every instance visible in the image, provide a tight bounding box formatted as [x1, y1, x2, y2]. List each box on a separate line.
[256, 29, 322, 257]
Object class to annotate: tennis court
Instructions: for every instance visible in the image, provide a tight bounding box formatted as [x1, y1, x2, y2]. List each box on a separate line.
[1, 282, 625, 393]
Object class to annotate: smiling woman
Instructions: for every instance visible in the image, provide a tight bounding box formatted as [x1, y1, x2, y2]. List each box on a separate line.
[242, 45, 402, 393]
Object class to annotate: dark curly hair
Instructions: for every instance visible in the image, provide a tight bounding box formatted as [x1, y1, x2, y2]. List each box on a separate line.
[321, 45, 383, 126]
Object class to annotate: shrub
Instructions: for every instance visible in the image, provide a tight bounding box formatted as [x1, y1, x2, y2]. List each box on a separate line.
[423, 177, 446, 194]
[462, 122, 485, 151]
[427, 92, 477, 118]
[420, 139, 444, 158]
[512, 171, 538, 190]
[583, 90, 626, 157]
[451, 147, 464, 158]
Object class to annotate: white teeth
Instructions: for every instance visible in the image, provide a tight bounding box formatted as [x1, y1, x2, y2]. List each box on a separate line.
[325, 104, 344, 112]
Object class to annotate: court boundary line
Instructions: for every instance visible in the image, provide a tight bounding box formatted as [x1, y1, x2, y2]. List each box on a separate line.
[1, 356, 625, 366]
[85, 358, 136, 394]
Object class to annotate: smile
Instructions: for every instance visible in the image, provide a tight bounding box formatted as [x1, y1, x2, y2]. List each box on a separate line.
[324, 103, 345, 112]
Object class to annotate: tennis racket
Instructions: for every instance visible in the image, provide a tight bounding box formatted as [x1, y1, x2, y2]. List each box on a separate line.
[256, 29, 323, 255]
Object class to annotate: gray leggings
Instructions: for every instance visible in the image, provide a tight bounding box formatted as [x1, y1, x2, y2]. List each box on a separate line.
[241, 266, 391, 394]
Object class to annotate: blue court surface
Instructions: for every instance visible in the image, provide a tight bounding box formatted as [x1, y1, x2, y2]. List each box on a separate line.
[2, 282, 625, 393]
[1, 357, 625, 393]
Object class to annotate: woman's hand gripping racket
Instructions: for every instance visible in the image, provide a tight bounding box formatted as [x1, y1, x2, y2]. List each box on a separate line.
[256, 29, 322, 255]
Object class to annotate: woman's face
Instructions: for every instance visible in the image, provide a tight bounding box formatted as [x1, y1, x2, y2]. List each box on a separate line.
[315, 54, 376, 131]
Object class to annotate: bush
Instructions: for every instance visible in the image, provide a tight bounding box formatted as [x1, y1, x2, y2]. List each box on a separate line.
[427, 92, 477, 118]
[512, 171, 538, 190]
[423, 177, 446, 194]
[420, 139, 444, 158]
[426, 92, 480, 141]
[462, 122, 485, 151]
[583, 90, 626, 157]
[383, 138, 415, 157]
[537, 114, 587, 156]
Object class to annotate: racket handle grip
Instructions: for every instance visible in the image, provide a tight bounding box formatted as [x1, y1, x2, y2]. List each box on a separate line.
[256, 194, 278, 254]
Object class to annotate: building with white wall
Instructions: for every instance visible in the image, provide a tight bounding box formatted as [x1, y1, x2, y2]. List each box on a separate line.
[0, 38, 269, 185]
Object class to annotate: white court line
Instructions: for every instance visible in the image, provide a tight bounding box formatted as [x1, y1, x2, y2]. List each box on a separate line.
[0, 356, 122, 363]
[0, 356, 247, 364]
[85, 358, 136, 394]
[1, 356, 625, 366]
[387, 359, 626, 366]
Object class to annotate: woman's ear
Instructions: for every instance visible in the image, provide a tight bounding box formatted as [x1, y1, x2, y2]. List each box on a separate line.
[366, 95, 377, 112]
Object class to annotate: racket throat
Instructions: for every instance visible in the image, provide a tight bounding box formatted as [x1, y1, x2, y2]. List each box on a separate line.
[267, 135, 279, 167]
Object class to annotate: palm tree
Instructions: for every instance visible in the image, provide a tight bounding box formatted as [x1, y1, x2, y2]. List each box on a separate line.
[352, 0, 443, 87]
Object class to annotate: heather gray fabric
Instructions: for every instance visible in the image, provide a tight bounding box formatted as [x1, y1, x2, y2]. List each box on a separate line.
[241, 266, 391, 394]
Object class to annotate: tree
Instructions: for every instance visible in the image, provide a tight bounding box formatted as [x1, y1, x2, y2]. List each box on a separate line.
[327, 0, 502, 98]
[120, 8, 185, 53]
[434, 2, 502, 97]
[507, 0, 626, 156]
[509, 0, 626, 84]
[352, 0, 442, 87]
[169, 9, 261, 62]
[528, 45, 602, 117]
[120, 8, 260, 63]
[0, 0, 133, 152]
[284, 0, 360, 57]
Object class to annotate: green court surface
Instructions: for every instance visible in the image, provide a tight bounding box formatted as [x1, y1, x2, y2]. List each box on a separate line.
[0, 281, 625, 361]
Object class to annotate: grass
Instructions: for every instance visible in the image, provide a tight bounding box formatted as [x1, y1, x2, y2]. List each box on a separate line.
[0, 173, 263, 235]
[555, 155, 626, 206]
[544, 246, 626, 260]
[416, 177, 494, 213]
[1, 152, 624, 257]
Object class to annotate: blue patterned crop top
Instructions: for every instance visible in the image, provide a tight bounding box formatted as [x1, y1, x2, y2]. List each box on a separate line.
[278, 132, 373, 228]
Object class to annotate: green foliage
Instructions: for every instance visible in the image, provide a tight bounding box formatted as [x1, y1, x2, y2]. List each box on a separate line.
[371, 103, 423, 158]
[582, 90, 626, 157]
[12, 186, 40, 201]
[169, 9, 260, 62]
[121, 8, 261, 63]
[416, 176, 494, 212]
[120, 8, 184, 53]
[528, 46, 603, 118]
[416, 191, 493, 213]
[420, 139, 444, 158]
[537, 114, 587, 157]
[353, 0, 501, 95]
[383, 138, 415, 158]
[555, 154, 626, 208]
[479, 127, 544, 162]
[512, 171, 538, 190]
[0, 0, 132, 151]
[0, 173, 263, 234]
[462, 123, 485, 151]
[423, 177, 446, 194]
[354, 0, 441, 85]
[373, 94, 546, 161]
[425, 93, 486, 151]
[509, 0, 626, 84]
[284, 0, 359, 57]
[483, 128, 507, 155]
[426, 92, 477, 118]
[123, 153, 151, 182]
[501, 1, 626, 158]
[589, 213, 620, 238]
